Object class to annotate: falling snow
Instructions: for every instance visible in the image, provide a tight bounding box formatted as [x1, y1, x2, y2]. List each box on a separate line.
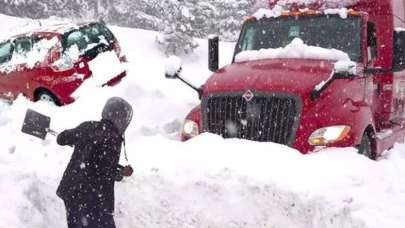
[0, 2, 405, 228]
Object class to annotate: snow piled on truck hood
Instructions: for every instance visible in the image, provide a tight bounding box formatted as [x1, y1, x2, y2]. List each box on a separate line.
[235, 38, 350, 63]
[1, 14, 405, 228]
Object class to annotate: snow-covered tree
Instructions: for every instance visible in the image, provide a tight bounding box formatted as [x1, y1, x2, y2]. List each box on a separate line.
[0, 0, 260, 44]
[156, 0, 198, 56]
[113, 0, 161, 30]
[212, 0, 256, 41]
[0, 0, 49, 18]
[187, 0, 217, 38]
[253, 0, 269, 10]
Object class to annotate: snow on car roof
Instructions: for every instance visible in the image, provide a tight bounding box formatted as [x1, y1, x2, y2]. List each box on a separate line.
[1, 20, 99, 43]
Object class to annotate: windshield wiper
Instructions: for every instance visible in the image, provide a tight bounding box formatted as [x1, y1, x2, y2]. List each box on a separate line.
[310, 72, 335, 100]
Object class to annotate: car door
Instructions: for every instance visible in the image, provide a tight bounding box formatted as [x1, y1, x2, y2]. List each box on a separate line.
[0, 40, 15, 100]
[9, 36, 38, 96]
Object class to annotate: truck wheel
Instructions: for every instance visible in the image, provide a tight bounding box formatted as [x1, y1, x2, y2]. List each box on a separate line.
[35, 90, 60, 106]
[358, 132, 375, 160]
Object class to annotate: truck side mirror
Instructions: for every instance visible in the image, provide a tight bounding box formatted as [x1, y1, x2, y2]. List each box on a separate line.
[311, 61, 357, 100]
[165, 56, 183, 79]
[208, 35, 219, 72]
[333, 61, 357, 79]
[164, 56, 203, 99]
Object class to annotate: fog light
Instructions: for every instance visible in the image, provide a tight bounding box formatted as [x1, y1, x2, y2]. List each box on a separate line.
[183, 120, 199, 138]
[309, 125, 351, 146]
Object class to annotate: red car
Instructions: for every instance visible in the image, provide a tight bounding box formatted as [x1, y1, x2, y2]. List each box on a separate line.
[0, 21, 126, 105]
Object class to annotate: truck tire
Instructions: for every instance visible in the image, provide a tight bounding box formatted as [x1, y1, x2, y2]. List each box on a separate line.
[358, 132, 375, 160]
[35, 90, 60, 106]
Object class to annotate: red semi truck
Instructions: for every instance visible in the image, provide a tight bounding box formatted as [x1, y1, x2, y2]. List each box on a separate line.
[166, 0, 405, 159]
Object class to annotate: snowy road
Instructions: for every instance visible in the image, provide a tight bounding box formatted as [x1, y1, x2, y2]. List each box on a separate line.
[1, 14, 405, 228]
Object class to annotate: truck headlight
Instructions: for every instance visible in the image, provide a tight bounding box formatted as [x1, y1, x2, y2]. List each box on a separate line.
[309, 125, 351, 146]
[183, 120, 199, 138]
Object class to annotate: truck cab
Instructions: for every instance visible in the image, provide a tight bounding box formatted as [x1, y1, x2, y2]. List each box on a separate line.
[168, 0, 405, 159]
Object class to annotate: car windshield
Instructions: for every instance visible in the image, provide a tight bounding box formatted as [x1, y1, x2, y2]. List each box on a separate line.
[236, 15, 362, 62]
[62, 23, 115, 52]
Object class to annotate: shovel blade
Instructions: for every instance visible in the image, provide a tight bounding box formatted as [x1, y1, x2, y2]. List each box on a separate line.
[21, 109, 51, 140]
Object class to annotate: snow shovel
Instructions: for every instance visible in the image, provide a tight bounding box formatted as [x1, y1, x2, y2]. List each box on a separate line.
[21, 109, 58, 140]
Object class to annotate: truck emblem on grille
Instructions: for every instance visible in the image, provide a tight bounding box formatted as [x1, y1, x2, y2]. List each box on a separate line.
[243, 90, 254, 102]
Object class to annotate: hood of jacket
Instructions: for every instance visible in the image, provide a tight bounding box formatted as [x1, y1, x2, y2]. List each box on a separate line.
[102, 97, 133, 135]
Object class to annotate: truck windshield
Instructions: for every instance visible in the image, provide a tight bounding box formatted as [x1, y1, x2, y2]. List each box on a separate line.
[236, 15, 362, 62]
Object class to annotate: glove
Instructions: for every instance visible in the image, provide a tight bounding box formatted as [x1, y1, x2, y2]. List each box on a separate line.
[121, 165, 133, 177]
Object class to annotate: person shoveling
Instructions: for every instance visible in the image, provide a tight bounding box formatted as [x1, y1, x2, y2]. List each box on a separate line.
[21, 97, 134, 228]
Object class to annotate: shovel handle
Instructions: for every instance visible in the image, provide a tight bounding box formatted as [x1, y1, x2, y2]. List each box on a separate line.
[46, 128, 58, 136]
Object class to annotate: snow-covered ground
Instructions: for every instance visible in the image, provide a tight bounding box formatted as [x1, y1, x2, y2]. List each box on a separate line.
[1, 14, 405, 228]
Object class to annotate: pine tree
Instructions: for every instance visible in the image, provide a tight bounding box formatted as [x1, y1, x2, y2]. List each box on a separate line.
[212, 0, 256, 41]
[156, 0, 198, 56]
[0, 0, 260, 45]
[186, 0, 217, 38]
[254, 0, 269, 10]
[115, 0, 161, 30]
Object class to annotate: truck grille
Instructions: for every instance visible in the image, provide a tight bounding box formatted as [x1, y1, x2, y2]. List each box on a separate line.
[203, 92, 301, 145]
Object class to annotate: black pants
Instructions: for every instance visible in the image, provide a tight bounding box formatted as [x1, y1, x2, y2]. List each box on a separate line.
[64, 199, 116, 228]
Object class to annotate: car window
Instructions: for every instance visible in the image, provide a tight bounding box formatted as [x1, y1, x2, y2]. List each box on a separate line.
[90, 23, 115, 42]
[82, 25, 102, 44]
[14, 37, 32, 55]
[0, 41, 13, 65]
[62, 23, 116, 53]
[64, 30, 88, 51]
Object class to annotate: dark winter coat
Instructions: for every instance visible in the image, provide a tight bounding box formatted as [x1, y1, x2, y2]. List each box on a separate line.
[56, 119, 124, 213]
[57, 97, 133, 214]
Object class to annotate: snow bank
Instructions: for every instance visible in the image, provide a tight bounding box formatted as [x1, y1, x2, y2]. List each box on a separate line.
[1, 14, 405, 228]
[235, 38, 350, 63]
[88, 51, 125, 83]
[113, 138, 405, 228]
[2, 131, 405, 228]
[70, 51, 126, 99]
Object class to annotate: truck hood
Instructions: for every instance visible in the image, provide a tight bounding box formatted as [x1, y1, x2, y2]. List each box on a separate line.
[203, 59, 336, 98]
